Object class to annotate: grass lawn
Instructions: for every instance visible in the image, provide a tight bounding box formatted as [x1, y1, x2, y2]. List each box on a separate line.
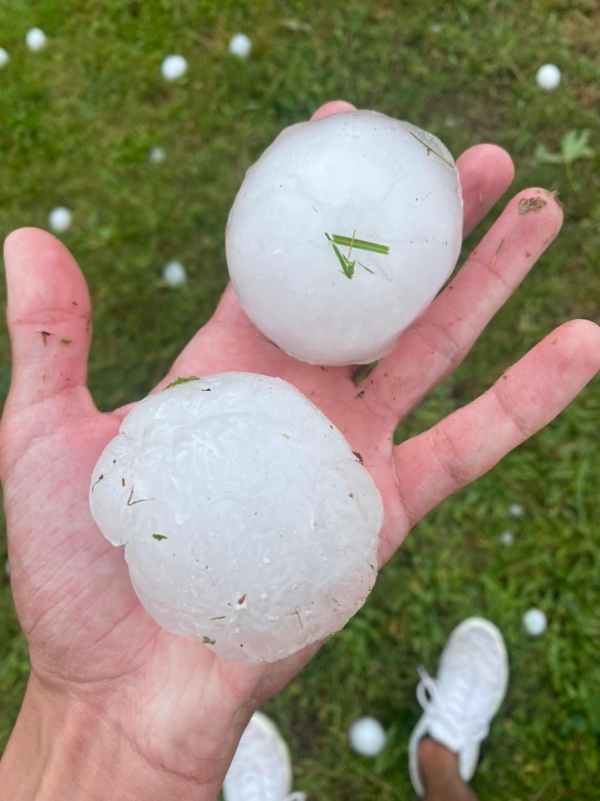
[1, 1, 599, 798]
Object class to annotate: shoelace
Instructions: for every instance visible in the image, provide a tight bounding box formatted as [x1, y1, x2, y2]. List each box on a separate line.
[416, 666, 490, 747]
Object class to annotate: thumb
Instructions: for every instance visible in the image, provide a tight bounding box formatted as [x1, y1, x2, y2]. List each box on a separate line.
[3, 228, 95, 418]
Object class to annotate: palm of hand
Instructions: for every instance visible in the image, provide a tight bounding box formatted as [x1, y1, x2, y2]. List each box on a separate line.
[1, 103, 598, 782]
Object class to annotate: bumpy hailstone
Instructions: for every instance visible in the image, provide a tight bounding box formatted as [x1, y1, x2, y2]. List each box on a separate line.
[162, 54, 187, 81]
[523, 608, 547, 637]
[349, 717, 386, 757]
[536, 64, 561, 91]
[48, 207, 72, 234]
[89, 374, 383, 664]
[0, 48, 9, 69]
[26, 28, 47, 52]
[226, 110, 463, 365]
[162, 260, 187, 286]
[229, 33, 252, 59]
[150, 146, 166, 163]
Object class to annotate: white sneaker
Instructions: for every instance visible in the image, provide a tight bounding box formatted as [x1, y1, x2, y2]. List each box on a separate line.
[223, 711, 306, 801]
[408, 617, 509, 797]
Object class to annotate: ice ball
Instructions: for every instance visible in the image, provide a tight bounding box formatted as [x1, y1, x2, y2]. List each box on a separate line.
[536, 64, 561, 91]
[162, 260, 187, 286]
[162, 54, 187, 81]
[523, 608, 547, 637]
[229, 33, 252, 59]
[26, 28, 47, 52]
[0, 48, 9, 69]
[48, 207, 72, 234]
[349, 717, 386, 757]
[150, 146, 166, 163]
[89, 374, 383, 664]
[226, 110, 463, 365]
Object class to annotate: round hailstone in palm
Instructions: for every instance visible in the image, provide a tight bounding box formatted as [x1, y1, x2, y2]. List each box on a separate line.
[26, 28, 47, 52]
[162, 260, 187, 286]
[162, 54, 187, 81]
[48, 207, 72, 234]
[89, 374, 383, 664]
[150, 146, 166, 163]
[0, 48, 9, 69]
[523, 608, 547, 637]
[226, 110, 463, 365]
[349, 717, 386, 757]
[536, 64, 561, 91]
[229, 33, 252, 59]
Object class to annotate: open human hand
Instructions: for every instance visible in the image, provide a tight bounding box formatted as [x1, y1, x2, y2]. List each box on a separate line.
[1, 101, 598, 800]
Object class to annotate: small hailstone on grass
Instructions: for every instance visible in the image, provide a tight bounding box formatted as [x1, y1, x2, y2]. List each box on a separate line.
[523, 608, 547, 637]
[536, 64, 561, 91]
[430, 23, 442, 33]
[226, 110, 463, 366]
[26, 28, 47, 52]
[349, 717, 386, 757]
[48, 207, 72, 234]
[150, 146, 166, 163]
[500, 530, 514, 546]
[162, 260, 187, 286]
[229, 33, 252, 59]
[0, 48, 9, 69]
[508, 503, 525, 518]
[89, 374, 383, 664]
[162, 54, 187, 81]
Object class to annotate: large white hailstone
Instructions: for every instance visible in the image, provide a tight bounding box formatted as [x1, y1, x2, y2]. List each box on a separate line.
[150, 146, 166, 163]
[89, 374, 383, 664]
[536, 64, 561, 91]
[26, 28, 47, 52]
[349, 717, 386, 757]
[229, 33, 252, 59]
[162, 54, 187, 81]
[226, 111, 463, 365]
[48, 207, 72, 234]
[162, 260, 187, 286]
[0, 48, 9, 69]
[523, 608, 547, 637]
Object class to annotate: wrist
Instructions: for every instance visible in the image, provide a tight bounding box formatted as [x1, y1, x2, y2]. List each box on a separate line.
[0, 673, 229, 801]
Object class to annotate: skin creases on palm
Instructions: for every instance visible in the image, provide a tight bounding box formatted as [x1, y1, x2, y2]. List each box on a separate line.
[1, 101, 599, 779]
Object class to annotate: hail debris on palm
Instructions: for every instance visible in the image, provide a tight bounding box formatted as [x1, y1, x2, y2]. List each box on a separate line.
[226, 110, 462, 366]
[89, 374, 383, 664]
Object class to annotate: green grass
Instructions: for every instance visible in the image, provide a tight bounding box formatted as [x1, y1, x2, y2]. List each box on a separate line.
[1, 1, 599, 797]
